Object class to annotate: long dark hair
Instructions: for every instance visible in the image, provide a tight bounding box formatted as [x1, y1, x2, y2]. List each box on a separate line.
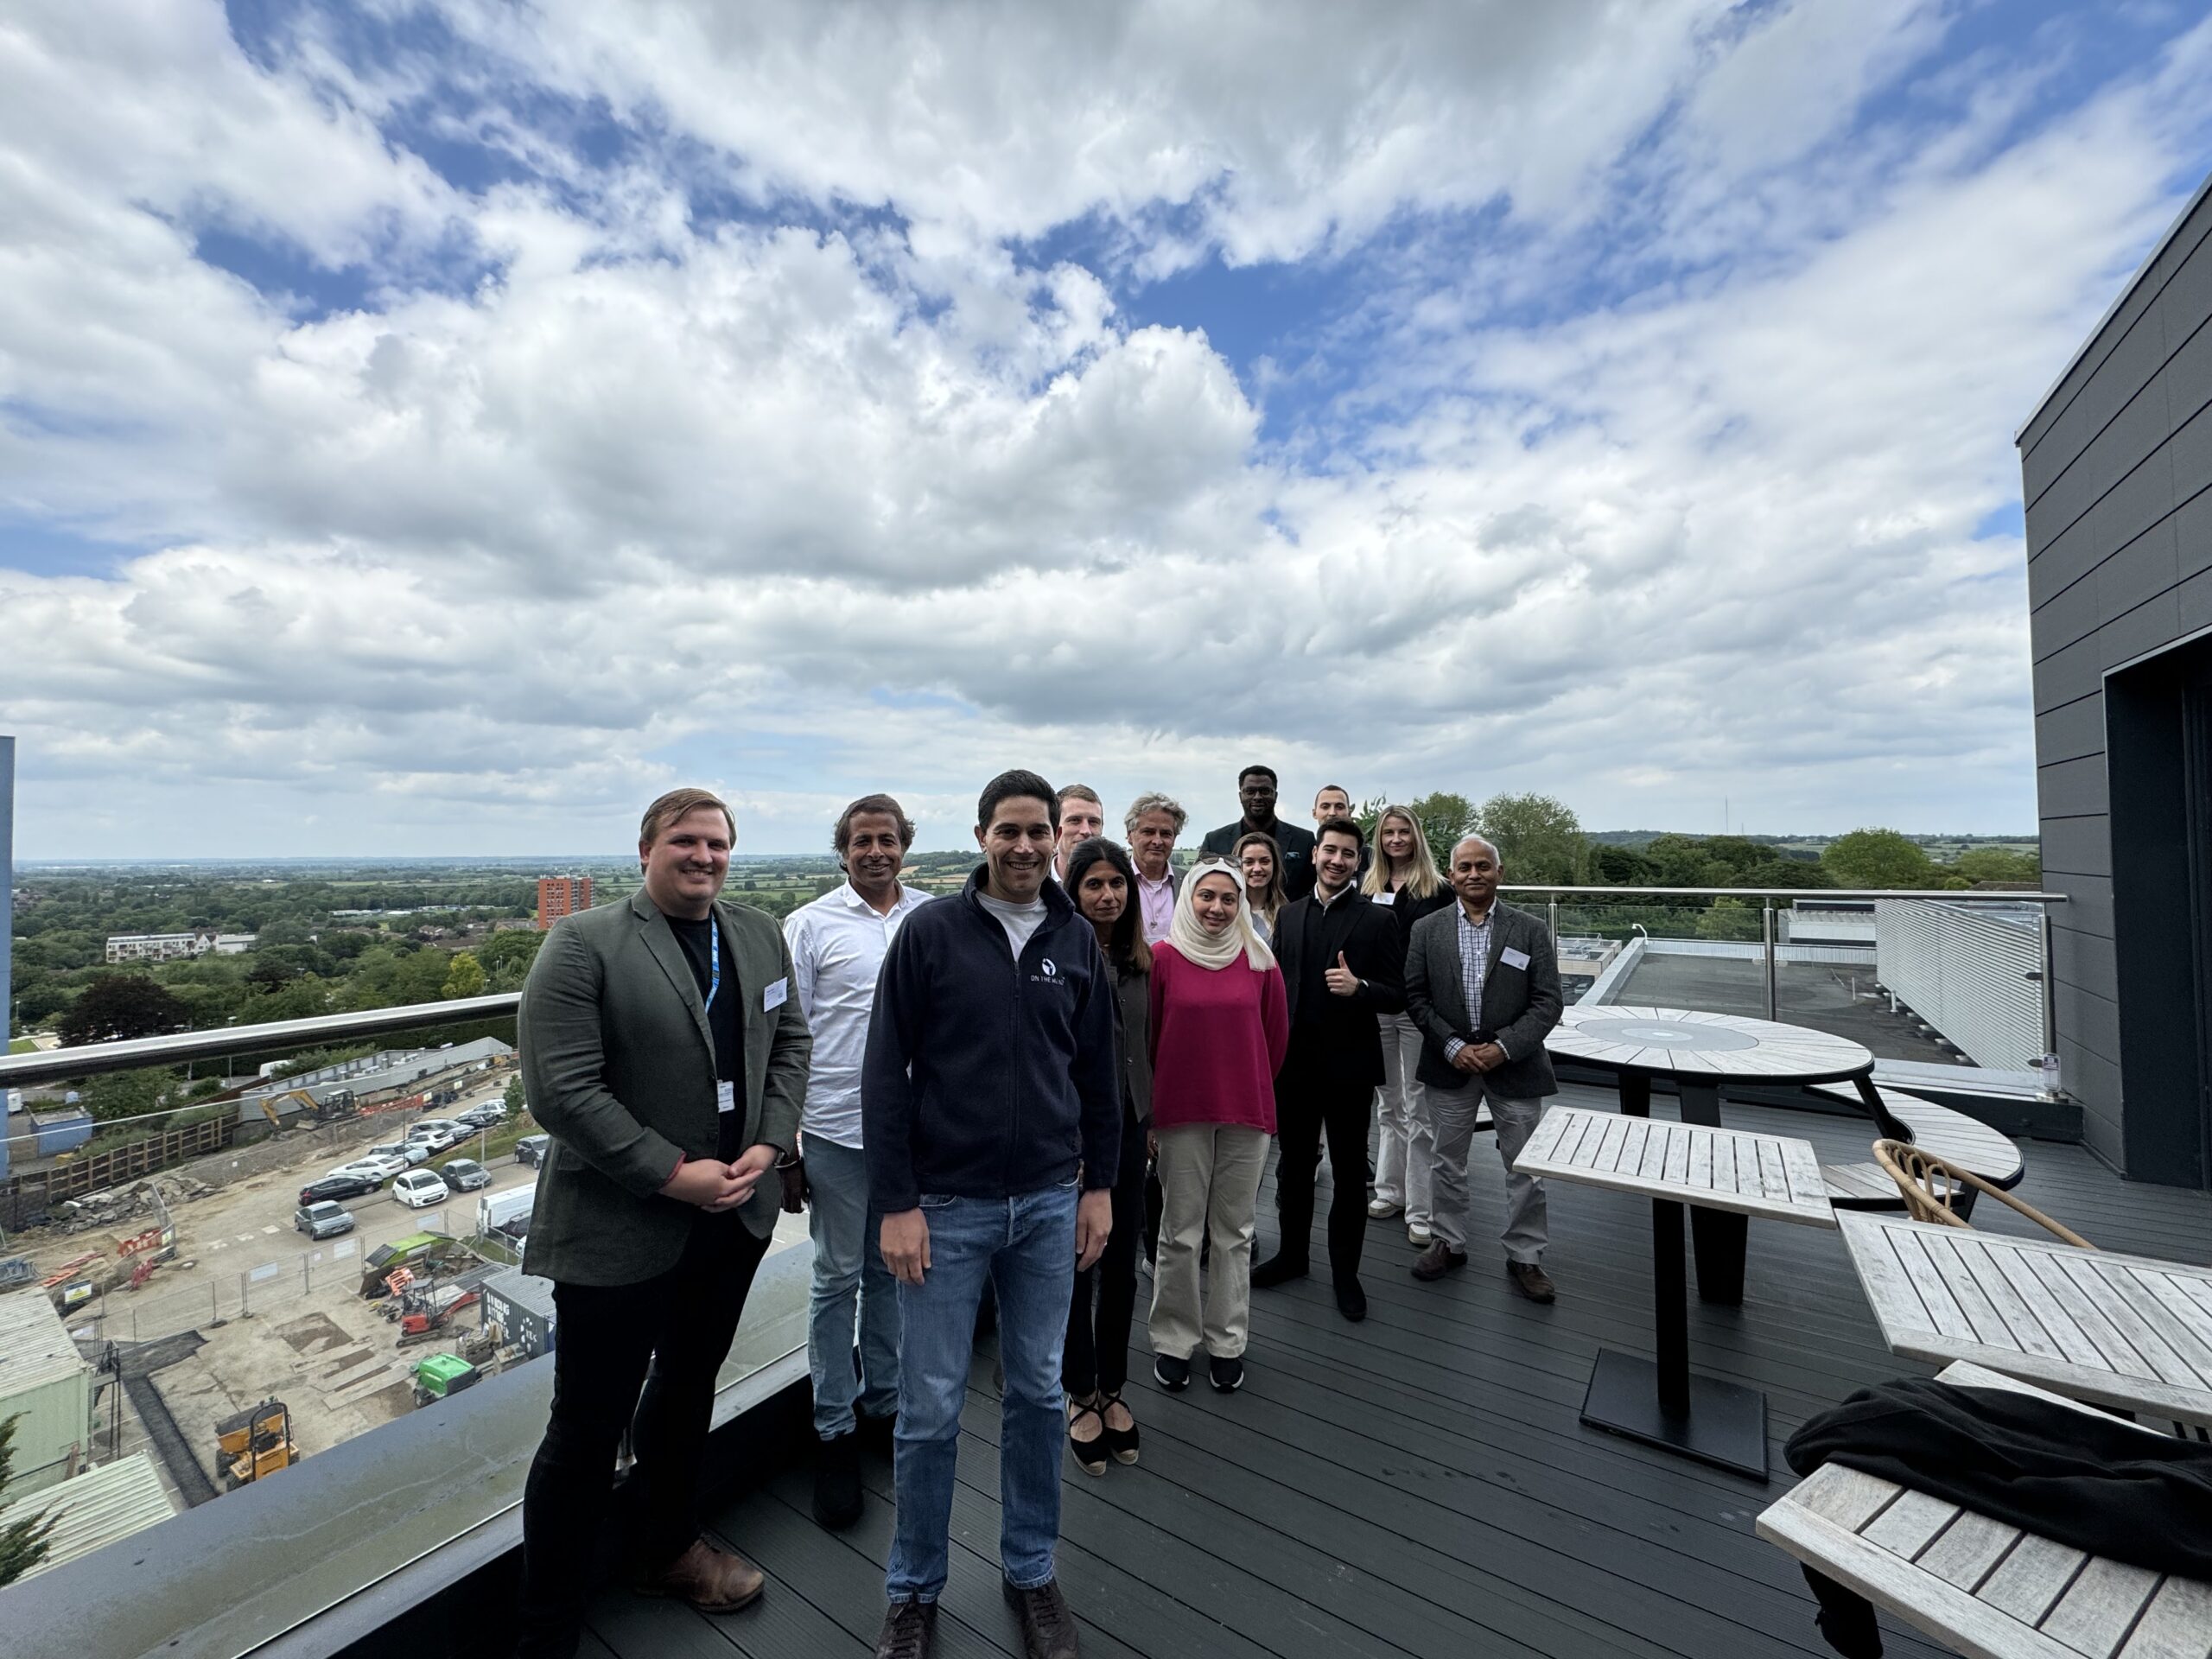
[1065, 836, 1151, 975]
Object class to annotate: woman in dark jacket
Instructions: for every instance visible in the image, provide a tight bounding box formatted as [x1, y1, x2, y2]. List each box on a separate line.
[1061, 836, 1154, 1473]
[1362, 806, 1456, 1246]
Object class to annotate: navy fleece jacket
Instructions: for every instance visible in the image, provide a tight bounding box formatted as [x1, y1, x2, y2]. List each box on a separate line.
[863, 866, 1120, 1214]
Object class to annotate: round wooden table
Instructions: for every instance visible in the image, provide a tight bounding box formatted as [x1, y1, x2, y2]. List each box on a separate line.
[1546, 1006, 1876, 1304]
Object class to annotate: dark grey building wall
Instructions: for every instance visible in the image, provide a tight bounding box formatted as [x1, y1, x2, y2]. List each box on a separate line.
[2018, 174, 2212, 1181]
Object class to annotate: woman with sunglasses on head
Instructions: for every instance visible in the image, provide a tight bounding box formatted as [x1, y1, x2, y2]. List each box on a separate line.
[1362, 805, 1455, 1247]
[1060, 836, 1154, 1476]
[1147, 859, 1288, 1395]
[1231, 830, 1287, 945]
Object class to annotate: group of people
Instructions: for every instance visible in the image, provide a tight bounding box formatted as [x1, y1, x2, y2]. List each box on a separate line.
[511, 768, 1564, 1659]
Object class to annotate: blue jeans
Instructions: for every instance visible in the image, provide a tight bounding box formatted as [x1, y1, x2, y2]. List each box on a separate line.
[888, 1179, 1079, 1602]
[806, 1137, 901, 1439]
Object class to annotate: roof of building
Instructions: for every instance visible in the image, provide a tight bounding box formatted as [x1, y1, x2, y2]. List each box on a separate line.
[0, 1453, 175, 1580]
[480, 1266, 557, 1320]
[0, 1287, 85, 1402]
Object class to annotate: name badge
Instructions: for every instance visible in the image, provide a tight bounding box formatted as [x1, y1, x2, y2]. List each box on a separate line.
[763, 976, 789, 1011]
[1372, 891, 1396, 906]
[715, 1080, 736, 1115]
[1501, 947, 1531, 971]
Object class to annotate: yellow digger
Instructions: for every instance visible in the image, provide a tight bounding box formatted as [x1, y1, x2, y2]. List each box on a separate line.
[215, 1398, 298, 1487]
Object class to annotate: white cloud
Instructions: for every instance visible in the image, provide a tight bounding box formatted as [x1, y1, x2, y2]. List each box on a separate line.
[1, 1, 2209, 855]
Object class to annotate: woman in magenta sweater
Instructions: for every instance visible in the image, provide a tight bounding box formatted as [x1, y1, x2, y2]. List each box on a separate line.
[1147, 859, 1289, 1394]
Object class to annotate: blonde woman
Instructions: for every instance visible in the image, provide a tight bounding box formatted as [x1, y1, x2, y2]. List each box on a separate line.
[1232, 830, 1287, 944]
[1147, 860, 1288, 1393]
[1362, 806, 1454, 1246]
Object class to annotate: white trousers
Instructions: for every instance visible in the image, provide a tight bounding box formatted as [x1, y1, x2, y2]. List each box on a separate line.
[1370, 1011, 1434, 1228]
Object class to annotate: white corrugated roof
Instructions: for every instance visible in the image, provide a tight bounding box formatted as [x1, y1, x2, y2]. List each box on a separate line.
[0, 1453, 175, 1580]
[0, 1287, 86, 1402]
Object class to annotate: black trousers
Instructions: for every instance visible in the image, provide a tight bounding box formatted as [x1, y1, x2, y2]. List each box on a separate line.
[1064, 1109, 1148, 1397]
[1273, 1074, 1373, 1281]
[517, 1210, 772, 1658]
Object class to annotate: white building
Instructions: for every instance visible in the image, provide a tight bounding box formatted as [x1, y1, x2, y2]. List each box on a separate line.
[103, 931, 256, 964]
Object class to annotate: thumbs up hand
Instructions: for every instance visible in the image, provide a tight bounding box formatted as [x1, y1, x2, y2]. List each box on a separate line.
[1325, 950, 1362, 997]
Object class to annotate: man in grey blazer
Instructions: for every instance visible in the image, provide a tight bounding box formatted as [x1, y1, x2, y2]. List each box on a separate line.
[1403, 834, 1564, 1302]
[514, 787, 811, 1659]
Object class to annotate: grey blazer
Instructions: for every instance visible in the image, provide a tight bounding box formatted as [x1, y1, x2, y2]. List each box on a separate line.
[519, 890, 810, 1287]
[1404, 899, 1561, 1100]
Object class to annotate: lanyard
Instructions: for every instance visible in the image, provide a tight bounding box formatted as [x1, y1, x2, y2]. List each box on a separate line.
[704, 914, 721, 1012]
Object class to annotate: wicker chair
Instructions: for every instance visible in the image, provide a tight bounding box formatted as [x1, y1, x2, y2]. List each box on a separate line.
[1870, 1139, 2095, 1250]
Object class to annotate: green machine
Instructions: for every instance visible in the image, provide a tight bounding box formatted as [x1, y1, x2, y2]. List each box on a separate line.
[410, 1352, 480, 1408]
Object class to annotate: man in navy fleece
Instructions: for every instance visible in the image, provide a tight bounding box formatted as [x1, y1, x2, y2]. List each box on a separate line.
[863, 769, 1119, 1659]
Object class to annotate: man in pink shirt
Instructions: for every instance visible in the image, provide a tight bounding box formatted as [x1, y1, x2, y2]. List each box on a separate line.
[1122, 791, 1185, 945]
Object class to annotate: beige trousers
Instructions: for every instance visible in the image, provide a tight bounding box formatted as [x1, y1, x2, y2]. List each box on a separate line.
[1149, 1122, 1270, 1360]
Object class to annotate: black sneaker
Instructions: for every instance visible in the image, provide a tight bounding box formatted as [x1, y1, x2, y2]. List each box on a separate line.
[813, 1431, 861, 1530]
[875, 1596, 937, 1659]
[1208, 1355, 1244, 1393]
[1002, 1575, 1080, 1659]
[1153, 1352, 1191, 1391]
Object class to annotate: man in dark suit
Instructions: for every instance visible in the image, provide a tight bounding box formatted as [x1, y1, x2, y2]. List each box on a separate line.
[1198, 764, 1318, 899]
[515, 787, 812, 1658]
[1251, 816, 1404, 1320]
[1404, 834, 1564, 1302]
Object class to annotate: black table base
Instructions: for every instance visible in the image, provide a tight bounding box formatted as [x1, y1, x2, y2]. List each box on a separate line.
[1617, 1074, 1746, 1306]
[1579, 1196, 1770, 1480]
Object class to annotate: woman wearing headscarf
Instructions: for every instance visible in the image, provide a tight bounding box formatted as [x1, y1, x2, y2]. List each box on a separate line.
[1362, 805, 1454, 1246]
[1232, 830, 1287, 945]
[1060, 837, 1153, 1475]
[1147, 859, 1289, 1394]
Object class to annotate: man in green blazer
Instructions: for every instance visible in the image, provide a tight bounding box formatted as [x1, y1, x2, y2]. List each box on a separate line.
[514, 787, 811, 1659]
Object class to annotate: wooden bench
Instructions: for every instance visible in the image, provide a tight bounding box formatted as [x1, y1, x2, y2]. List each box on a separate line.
[1812, 1083, 2025, 1213]
[1758, 1361, 2212, 1659]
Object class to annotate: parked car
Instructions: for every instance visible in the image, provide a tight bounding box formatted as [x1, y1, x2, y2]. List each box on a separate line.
[441, 1157, 492, 1193]
[371, 1140, 433, 1167]
[294, 1199, 357, 1239]
[514, 1134, 552, 1168]
[455, 1103, 505, 1129]
[332, 1152, 407, 1182]
[391, 1169, 452, 1210]
[298, 1173, 378, 1207]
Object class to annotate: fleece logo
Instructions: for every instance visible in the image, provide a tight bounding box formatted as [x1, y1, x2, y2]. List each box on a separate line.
[1029, 957, 1069, 988]
[1040, 959, 1058, 977]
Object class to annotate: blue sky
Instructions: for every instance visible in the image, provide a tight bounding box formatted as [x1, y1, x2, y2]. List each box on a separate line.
[3, 0, 2210, 855]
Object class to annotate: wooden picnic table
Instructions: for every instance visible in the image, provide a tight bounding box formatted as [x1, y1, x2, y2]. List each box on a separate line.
[1546, 1005, 1873, 1306]
[1837, 1211, 2212, 1432]
[1758, 1361, 2212, 1659]
[1515, 1104, 1836, 1479]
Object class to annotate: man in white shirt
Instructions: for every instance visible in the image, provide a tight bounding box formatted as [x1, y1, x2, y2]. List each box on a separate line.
[783, 793, 934, 1532]
[1051, 785, 1106, 884]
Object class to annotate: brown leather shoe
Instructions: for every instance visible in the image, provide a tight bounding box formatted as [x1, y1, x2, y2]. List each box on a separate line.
[636, 1535, 766, 1612]
[1003, 1576, 1080, 1659]
[1507, 1261, 1557, 1304]
[1410, 1242, 1468, 1281]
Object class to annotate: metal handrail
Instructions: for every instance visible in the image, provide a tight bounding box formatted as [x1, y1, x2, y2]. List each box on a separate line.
[0, 993, 518, 1089]
[1499, 884, 2064, 902]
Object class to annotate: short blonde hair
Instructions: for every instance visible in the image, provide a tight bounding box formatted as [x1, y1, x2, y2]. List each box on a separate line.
[639, 787, 736, 848]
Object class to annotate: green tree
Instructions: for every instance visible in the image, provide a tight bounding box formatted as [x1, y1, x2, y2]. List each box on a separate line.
[442, 950, 488, 1000]
[1475, 793, 1586, 885]
[80, 1066, 174, 1125]
[56, 975, 188, 1046]
[1694, 897, 1764, 941]
[1398, 791, 1478, 874]
[1822, 829, 1936, 890]
[0, 1415, 57, 1587]
[1742, 859, 1834, 891]
[1954, 848, 2040, 884]
[1588, 844, 1658, 887]
[503, 1074, 527, 1120]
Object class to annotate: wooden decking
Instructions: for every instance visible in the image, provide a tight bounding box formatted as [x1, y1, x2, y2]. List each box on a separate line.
[579, 1083, 2212, 1659]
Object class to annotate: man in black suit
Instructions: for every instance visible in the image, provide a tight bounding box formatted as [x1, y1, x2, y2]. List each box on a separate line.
[1251, 816, 1405, 1320]
[1198, 764, 1318, 899]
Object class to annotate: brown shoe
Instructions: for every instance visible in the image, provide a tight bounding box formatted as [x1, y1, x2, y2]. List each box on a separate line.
[876, 1596, 938, 1657]
[1507, 1261, 1556, 1304]
[1002, 1575, 1080, 1659]
[1410, 1242, 1468, 1281]
[636, 1535, 765, 1612]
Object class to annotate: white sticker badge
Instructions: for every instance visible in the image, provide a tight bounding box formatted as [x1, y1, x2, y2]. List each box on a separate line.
[763, 976, 789, 1011]
[1501, 947, 1531, 971]
[715, 1080, 736, 1114]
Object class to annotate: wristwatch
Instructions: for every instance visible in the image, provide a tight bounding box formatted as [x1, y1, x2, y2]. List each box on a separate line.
[774, 1151, 802, 1171]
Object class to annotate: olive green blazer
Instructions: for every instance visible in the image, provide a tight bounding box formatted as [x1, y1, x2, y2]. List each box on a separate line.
[519, 890, 810, 1286]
